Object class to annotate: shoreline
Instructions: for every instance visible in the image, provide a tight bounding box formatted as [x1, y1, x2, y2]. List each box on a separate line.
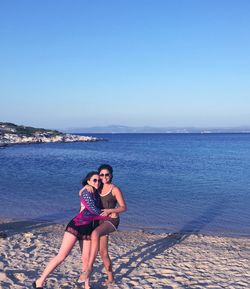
[1, 218, 250, 288]
[1, 217, 250, 240]
[0, 137, 106, 148]
[0, 137, 108, 150]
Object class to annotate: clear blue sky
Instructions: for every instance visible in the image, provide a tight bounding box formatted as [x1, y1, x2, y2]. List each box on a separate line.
[1, 0, 249, 129]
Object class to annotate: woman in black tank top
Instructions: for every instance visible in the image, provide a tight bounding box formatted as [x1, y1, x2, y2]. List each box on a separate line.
[79, 164, 127, 287]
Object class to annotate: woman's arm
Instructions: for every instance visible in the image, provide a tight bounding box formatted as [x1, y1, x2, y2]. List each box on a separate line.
[102, 186, 127, 215]
[82, 185, 94, 193]
[79, 188, 85, 212]
[79, 187, 85, 196]
[81, 189, 102, 215]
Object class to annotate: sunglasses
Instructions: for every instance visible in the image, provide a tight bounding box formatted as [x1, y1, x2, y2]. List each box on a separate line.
[92, 179, 101, 183]
[99, 173, 110, 177]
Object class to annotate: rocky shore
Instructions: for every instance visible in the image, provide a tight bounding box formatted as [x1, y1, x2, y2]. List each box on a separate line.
[0, 122, 103, 147]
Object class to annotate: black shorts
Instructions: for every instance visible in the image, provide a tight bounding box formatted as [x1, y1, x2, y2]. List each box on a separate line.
[100, 217, 120, 231]
[65, 219, 99, 240]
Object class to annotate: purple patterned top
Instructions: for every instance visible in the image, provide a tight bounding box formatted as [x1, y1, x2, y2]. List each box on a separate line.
[73, 189, 108, 226]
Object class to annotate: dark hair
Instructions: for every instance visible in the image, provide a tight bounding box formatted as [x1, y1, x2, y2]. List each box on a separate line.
[98, 164, 113, 181]
[82, 171, 99, 187]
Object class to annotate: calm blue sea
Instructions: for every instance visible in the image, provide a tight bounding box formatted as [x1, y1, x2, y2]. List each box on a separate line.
[0, 133, 250, 237]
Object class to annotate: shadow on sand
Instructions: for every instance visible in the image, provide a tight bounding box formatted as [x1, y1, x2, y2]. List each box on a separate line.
[0, 219, 56, 237]
[96, 198, 228, 286]
[0, 209, 76, 237]
[0, 198, 227, 288]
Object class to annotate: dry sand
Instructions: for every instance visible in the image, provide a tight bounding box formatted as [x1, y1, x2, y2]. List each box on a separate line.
[0, 219, 250, 289]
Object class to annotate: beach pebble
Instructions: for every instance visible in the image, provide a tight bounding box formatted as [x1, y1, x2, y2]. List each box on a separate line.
[24, 232, 33, 238]
[13, 273, 26, 281]
[0, 272, 7, 281]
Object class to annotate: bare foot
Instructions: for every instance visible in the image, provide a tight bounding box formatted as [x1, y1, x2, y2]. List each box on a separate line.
[78, 270, 91, 282]
[102, 279, 115, 287]
[33, 278, 44, 288]
[85, 283, 91, 289]
[77, 273, 85, 283]
[77, 274, 91, 289]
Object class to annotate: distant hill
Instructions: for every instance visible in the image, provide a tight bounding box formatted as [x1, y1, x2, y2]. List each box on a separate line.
[0, 122, 63, 136]
[64, 125, 250, 134]
[0, 122, 102, 146]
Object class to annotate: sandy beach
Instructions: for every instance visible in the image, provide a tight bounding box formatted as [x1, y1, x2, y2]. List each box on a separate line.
[0, 219, 249, 289]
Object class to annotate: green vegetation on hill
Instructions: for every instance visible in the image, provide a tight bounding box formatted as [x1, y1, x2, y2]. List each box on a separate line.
[0, 122, 63, 136]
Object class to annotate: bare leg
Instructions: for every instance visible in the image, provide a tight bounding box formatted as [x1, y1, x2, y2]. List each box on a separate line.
[79, 240, 91, 289]
[35, 232, 77, 287]
[86, 222, 114, 276]
[99, 235, 114, 284]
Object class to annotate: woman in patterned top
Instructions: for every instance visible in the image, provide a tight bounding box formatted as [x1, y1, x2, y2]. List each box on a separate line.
[33, 171, 109, 289]
[79, 164, 127, 286]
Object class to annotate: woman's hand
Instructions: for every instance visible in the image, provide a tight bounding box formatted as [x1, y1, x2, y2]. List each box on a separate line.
[83, 185, 94, 193]
[100, 209, 111, 216]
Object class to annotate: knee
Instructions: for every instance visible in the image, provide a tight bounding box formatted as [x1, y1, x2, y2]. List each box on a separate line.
[91, 230, 100, 241]
[55, 253, 67, 263]
[100, 249, 109, 260]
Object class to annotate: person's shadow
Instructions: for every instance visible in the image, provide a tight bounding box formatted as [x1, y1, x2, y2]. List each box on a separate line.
[0, 209, 76, 237]
[94, 197, 227, 287]
[0, 219, 56, 237]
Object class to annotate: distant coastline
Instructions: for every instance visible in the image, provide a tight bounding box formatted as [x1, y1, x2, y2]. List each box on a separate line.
[64, 125, 250, 134]
[0, 122, 104, 147]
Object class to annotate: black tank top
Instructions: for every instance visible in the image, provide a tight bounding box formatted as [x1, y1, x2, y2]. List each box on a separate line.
[100, 186, 117, 209]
